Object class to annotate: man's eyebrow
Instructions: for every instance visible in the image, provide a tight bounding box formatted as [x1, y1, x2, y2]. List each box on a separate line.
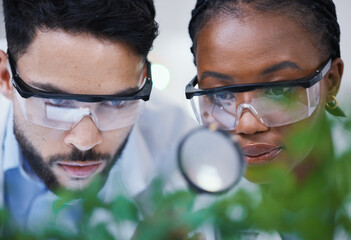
[30, 82, 140, 96]
[261, 61, 302, 75]
[30, 82, 70, 94]
[200, 71, 233, 83]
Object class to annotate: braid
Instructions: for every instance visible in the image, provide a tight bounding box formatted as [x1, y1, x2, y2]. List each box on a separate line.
[189, 0, 210, 56]
[311, 0, 340, 59]
[188, 0, 341, 63]
[191, 0, 210, 23]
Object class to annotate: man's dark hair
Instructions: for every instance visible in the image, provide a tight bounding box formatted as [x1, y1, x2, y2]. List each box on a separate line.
[3, 0, 159, 61]
[189, 0, 340, 64]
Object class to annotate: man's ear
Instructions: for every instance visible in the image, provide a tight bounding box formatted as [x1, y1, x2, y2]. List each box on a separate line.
[142, 61, 148, 80]
[325, 58, 344, 96]
[0, 50, 13, 100]
[139, 61, 148, 86]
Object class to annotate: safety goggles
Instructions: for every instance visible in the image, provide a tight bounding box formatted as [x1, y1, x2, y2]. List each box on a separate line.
[8, 51, 152, 131]
[186, 60, 331, 130]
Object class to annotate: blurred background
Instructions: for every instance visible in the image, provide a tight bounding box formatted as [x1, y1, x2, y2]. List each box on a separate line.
[0, 0, 350, 116]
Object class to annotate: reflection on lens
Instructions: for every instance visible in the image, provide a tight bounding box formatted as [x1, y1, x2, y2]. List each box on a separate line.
[46, 104, 90, 123]
[178, 128, 244, 194]
[196, 164, 223, 192]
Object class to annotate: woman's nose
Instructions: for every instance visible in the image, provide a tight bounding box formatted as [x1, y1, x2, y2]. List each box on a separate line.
[235, 110, 269, 135]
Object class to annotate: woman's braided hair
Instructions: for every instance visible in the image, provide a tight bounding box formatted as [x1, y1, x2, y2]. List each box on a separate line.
[188, 0, 341, 64]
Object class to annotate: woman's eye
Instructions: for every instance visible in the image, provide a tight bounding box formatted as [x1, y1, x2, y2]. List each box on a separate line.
[206, 92, 235, 106]
[265, 87, 293, 98]
[212, 92, 235, 102]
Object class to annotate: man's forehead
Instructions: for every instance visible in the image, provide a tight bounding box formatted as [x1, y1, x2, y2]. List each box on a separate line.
[18, 29, 143, 66]
[15, 29, 145, 95]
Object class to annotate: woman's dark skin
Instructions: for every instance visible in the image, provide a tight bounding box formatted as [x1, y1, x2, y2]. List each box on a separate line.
[194, 9, 344, 183]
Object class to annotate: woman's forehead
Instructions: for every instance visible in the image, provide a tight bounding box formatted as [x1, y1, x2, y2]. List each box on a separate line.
[16, 30, 144, 95]
[195, 13, 321, 72]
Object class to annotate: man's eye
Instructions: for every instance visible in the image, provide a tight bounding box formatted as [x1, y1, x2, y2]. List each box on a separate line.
[48, 99, 69, 106]
[103, 101, 125, 108]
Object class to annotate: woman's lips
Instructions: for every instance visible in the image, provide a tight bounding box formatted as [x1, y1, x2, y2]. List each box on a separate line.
[58, 161, 102, 178]
[242, 144, 282, 165]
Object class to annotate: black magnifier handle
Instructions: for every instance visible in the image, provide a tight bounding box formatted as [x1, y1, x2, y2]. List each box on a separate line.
[177, 126, 245, 194]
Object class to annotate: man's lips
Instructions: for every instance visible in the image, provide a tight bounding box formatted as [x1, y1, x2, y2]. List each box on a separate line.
[242, 144, 282, 165]
[58, 161, 103, 178]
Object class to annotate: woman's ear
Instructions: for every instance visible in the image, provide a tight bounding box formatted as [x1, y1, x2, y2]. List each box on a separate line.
[0, 50, 13, 100]
[325, 58, 344, 97]
[323, 58, 345, 117]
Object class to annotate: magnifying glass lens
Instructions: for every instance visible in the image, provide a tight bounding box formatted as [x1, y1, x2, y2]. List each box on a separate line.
[178, 128, 244, 194]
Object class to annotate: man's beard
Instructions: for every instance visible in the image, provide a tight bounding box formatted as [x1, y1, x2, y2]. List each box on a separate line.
[13, 120, 129, 193]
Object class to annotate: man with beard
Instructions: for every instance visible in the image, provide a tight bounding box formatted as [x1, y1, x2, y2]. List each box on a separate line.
[0, 0, 194, 233]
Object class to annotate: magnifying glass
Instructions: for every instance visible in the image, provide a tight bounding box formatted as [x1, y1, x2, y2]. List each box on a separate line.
[178, 127, 245, 194]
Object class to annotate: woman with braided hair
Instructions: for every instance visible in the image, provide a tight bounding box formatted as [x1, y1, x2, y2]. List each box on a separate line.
[186, 0, 345, 183]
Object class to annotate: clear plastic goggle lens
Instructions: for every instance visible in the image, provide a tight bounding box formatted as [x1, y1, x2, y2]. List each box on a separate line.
[15, 91, 145, 131]
[191, 82, 321, 130]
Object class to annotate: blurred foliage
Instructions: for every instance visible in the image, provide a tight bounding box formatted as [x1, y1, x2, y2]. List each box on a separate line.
[1, 113, 351, 239]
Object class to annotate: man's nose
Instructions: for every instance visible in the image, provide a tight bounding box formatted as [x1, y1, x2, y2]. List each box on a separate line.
[235, 110, 269, 135]
[64, 116, 102, 151]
